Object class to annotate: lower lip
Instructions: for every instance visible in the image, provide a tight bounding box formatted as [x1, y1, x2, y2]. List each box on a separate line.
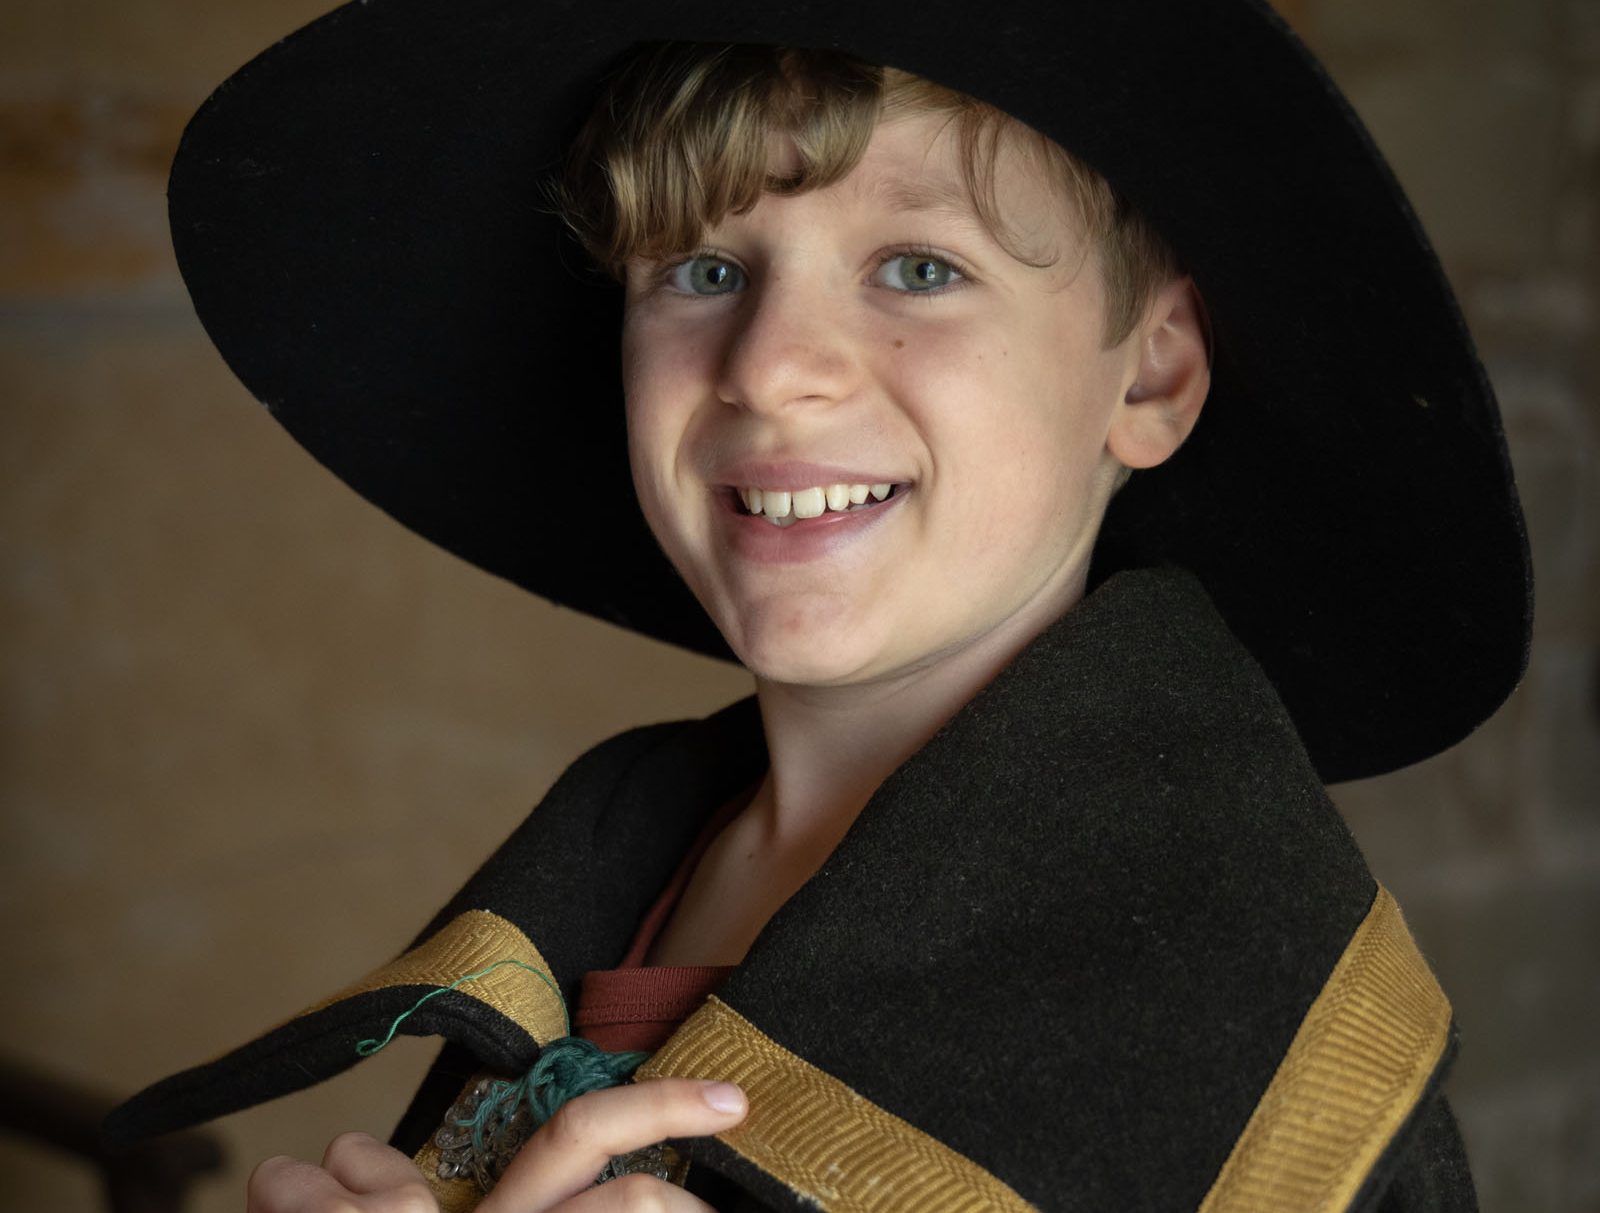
[720, 489, 907, 564]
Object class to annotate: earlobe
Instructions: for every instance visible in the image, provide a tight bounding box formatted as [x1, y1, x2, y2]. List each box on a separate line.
[1107, 278, 1212, 470]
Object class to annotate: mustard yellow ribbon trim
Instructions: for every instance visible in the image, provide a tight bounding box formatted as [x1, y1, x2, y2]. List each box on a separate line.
[1199, 885, 1452, 1213]
[641, 887, 1446, 1212]
[347, 893, 1442, 1213]
[640, 995, 1036, 1213]
[300, 910, 569, 1213]
[415, 1123, 485, 1213]
[302, 908, 568, 1046]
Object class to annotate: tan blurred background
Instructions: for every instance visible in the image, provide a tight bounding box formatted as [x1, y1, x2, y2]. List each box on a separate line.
[2, 1, 1596, 1210]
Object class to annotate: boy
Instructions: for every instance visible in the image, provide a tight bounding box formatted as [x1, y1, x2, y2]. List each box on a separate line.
[106, 5, 1531, 1212]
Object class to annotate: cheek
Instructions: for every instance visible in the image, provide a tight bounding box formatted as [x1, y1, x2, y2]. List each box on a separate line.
[621, 312, 723, 437]
[620, 345, 676, 541]
[888, 323, 1095, 467]
[619, 378, 657, 500]
[622, 407, 689, 564]
[918, 345, 1120, 549]
[622, 319, 688, 463]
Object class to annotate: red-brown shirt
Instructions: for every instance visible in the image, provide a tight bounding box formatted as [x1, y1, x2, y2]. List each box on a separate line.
[572, 791, 747, 1053]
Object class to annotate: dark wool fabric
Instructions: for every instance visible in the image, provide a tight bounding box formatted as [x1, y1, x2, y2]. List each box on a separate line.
[105, 568, 1475, 1210]
[161, 0, 1532, 783]
[1366, 1095, 1480, 1213]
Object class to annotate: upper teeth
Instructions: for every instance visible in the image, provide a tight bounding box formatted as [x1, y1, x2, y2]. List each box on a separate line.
[741, 483, 892, 519]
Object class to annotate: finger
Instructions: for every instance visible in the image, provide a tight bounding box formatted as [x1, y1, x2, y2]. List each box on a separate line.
[319, 1131, 435, 1203]
[477, 1079, 746, 1213]
[246, 1154, 356, 1213]
[551, 1171, 719, 1212]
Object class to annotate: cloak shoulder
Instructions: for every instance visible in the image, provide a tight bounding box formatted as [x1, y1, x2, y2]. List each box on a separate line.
[105, 568, 1473, 1212]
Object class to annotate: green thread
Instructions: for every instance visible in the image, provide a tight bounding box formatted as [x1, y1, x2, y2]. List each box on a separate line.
[354, 958, 651, 1172]
[355, 959, 568, 1057]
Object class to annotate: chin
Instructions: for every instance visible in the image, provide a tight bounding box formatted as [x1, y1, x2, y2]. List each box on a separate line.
[743, 649, 871, 687]
[731, 629, 875, 687]
[717, 599, 887, 687]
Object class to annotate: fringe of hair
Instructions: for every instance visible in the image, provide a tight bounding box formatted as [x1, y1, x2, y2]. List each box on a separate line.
[554, 43, 1180, 346]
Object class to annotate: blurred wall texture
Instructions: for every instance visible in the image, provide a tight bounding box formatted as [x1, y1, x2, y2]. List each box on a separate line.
[2, 2, 1596, 1211]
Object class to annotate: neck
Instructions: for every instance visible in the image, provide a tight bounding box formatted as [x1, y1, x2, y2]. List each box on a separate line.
[749, 575, 1087, 849]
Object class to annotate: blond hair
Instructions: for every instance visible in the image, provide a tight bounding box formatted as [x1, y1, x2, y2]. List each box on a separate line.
[555, 43, 1181, 346]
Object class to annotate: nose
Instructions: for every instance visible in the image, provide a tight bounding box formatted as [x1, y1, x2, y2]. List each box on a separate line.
[715, 272, 860, 414]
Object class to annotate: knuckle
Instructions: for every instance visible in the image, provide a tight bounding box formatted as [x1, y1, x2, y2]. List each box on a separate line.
[245, 1156, 299, 1206]
[245, 1164, 355, 1213]
[321, 1130, 377, 1167]
[608, 1172, 670, 1213]
[384, 1180, 439, 1213]
[248, 1154, 294, 1184]
[546, 1097, 600, 1151]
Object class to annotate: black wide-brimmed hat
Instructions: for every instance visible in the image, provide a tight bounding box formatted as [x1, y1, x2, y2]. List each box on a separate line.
[169, 0, 1530, 782]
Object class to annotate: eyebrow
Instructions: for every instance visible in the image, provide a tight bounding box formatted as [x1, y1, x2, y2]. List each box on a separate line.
[863, 174, 986, 228]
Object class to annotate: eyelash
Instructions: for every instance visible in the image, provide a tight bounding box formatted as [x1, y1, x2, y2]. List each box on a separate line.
[654, 245, 975, 298]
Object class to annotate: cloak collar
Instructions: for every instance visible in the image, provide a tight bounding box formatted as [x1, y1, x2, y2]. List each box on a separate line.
[106, 567, 1453, 1211]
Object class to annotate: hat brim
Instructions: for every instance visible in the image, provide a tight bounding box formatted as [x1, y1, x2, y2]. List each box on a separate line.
[167, 0, 1531, 781]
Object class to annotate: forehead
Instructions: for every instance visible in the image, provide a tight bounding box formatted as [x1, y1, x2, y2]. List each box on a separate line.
[761, 110, 1082, 260]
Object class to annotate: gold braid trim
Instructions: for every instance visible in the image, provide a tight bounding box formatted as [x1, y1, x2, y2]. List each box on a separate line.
[414, 1085, 491, 1213]
[1199, 885, 1453, 1213]
[306, 909, 567, 1213]
[639, 996, 1036, 1212]
[301, 908, 567, 1045]
[384, 891, 1443, 1213]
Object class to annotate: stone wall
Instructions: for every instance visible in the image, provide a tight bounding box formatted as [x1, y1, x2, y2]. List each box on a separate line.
[1, 2, 1594, 1210]
[1312, 3, 1600, 1209]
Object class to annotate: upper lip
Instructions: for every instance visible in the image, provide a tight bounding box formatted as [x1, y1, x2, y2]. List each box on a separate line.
[714, 459, 908, 489]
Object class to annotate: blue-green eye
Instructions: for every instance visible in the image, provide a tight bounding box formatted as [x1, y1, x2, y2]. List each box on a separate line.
[668, 255, 746, 296]
[879, 254, 961, 292]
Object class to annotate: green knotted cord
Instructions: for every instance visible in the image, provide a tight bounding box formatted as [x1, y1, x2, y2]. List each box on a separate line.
[459, 1037, 651, 1154]
[354, 959, 650, 1148]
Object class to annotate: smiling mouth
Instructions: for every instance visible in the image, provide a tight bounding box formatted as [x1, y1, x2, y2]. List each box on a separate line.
[734, 482, 904, 528]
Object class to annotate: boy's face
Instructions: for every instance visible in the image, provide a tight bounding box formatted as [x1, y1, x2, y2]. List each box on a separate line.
[621, 111, 1149, 689]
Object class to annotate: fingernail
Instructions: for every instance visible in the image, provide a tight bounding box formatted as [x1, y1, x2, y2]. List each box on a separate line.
[702, 1081, 746, 1113]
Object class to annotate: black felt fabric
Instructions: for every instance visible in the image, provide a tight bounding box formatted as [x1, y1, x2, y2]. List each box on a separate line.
[707, 566, 1376, 1210]
[105, 568, 1467, 1209]
[390, 1040, 481, 1159]
[162, 0, 1532, 783]
[104, 715, 763, 1146]
[1366, 1094, 1480, 1213]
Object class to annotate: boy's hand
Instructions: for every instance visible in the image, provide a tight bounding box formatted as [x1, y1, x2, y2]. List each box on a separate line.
[246, 1078, 747, 1212]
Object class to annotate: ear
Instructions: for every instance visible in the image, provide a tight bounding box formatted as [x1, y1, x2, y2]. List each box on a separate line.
[1106, 277, 1211, 470]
